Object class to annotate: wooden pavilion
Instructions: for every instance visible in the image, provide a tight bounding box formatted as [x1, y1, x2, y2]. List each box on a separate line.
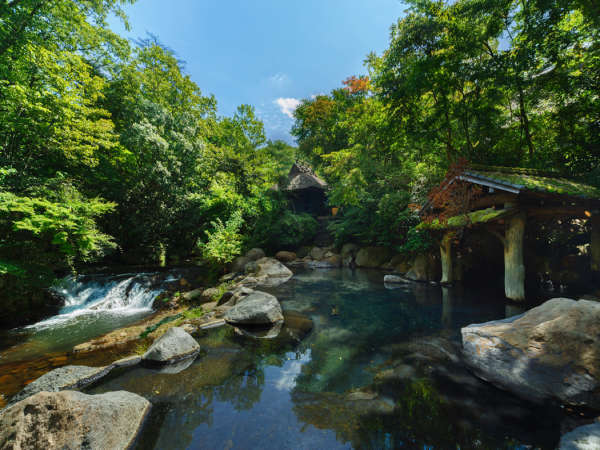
[281, 162, 329, 216]
[420, 166, 600, 301]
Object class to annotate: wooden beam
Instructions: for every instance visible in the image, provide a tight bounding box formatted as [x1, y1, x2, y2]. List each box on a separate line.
[440, 231, 455, 284]
[470, 193, 518, 209]
[526, 207, 589, 218]
[504, 212, 526, 301]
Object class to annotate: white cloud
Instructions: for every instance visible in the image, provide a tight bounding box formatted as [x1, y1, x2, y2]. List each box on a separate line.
[268, 72, 290, 87]
[275, 97, 301, 118]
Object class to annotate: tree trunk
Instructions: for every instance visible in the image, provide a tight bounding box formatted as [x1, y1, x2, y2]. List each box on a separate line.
[440, 232, 455, 284]
[517, 87, 535, 158]
[591, 215, 600, 274]
[504, 212, 526, 301]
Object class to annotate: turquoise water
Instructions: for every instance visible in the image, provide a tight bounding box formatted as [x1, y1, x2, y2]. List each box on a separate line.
[89, 269, 564, 449]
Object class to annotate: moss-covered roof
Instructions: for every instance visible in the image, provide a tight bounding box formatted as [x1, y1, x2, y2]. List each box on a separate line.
[418, 208, 512, 230]
[464, 166, 600, 199]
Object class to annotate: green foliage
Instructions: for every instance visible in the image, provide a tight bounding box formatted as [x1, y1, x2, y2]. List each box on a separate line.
[397, 228, 436, 255]
[253, 206, 319, 251]
[292, 0, 600, 251]
[0, 260, 25, 277]
[200, 211, 244, 265]
[271, 211, 320, 249]
[0, 0, 287, 324]
[0, 190, 115, 260]
[182, 307, 205, 320]
[139, 314, 181, 339]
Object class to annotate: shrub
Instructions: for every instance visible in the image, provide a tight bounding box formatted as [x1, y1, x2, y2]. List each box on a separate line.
[199, 211, 244, 265]
[269, 211, 319, 250]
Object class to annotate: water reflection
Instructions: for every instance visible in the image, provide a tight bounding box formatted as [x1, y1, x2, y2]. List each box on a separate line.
[88, 268, 563, 449]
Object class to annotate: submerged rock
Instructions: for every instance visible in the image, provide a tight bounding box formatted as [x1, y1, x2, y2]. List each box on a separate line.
[142, 327, 200, 365]
[224, 291, 284, 325]
[9, 365, 113, 405]
[559, 422, 600, 450]
[233, 321, 283, 339]
[383, 274, 405, 284]
[0, 390, 150, 450]
[462, 298, 600, 408]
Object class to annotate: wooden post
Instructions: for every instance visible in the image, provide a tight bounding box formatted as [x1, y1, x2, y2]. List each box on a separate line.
[592, 214, 600, 274]
[504, 211, 526, 301]
[440, 231, 455, 284]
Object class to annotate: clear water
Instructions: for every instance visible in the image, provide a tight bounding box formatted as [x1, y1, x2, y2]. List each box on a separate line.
[88, 269, 564, 449]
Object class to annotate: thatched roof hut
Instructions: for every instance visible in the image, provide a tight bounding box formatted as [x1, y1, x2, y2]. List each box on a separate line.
[280, 162, 328, 216]
[283, 162, 328, 192]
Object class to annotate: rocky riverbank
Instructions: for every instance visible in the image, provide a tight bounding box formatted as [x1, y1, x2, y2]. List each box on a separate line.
[0, 253, 314, 448]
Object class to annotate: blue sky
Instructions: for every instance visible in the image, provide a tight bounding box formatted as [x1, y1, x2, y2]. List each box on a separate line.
[110, 0, 406, 143]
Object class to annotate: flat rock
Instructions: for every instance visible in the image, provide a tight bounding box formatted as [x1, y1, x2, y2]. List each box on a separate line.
[383, 274, 405, 284]
[112, 355, 142, 369]
[9, 365, 112, 405]
[224, 291, 284, 325]
[559, 422, 600, 450]
[142, 327, 200, 365]
[462, 298, 600, 407]
[0, 390, 150, 450]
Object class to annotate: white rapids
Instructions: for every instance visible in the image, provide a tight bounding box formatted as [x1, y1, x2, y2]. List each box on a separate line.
[28, 273, 166, 330]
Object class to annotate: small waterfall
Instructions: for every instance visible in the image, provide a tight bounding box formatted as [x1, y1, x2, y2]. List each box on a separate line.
[28, 272, 170, 330]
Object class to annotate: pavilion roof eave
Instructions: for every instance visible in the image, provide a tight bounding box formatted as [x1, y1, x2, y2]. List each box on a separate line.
[417, 207, 517, 231]
[458, 172, 521, 195]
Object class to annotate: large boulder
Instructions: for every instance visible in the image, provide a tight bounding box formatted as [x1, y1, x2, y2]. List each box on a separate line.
[246, 257, 293, 287]
[405, 253, 441, 281]
[230, 255, 251, 273]
[381, 254, 408, 270]
[341, 243, 360, 259]
[224, 291, 284, 325]
[142, 327, 200, 365]
[9, 365, 112, 405]
[0, 390, 150, 450]
[462, 298, 600, 408]
[217, 286, 253, 307]
[559, 422, 600, 450]
[275, 251, 297, 263]
[355, 247, 393, 268]
[182, 287, 219, 304]
[309, 246, 327, 260]
[245, 248, 266, 261]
